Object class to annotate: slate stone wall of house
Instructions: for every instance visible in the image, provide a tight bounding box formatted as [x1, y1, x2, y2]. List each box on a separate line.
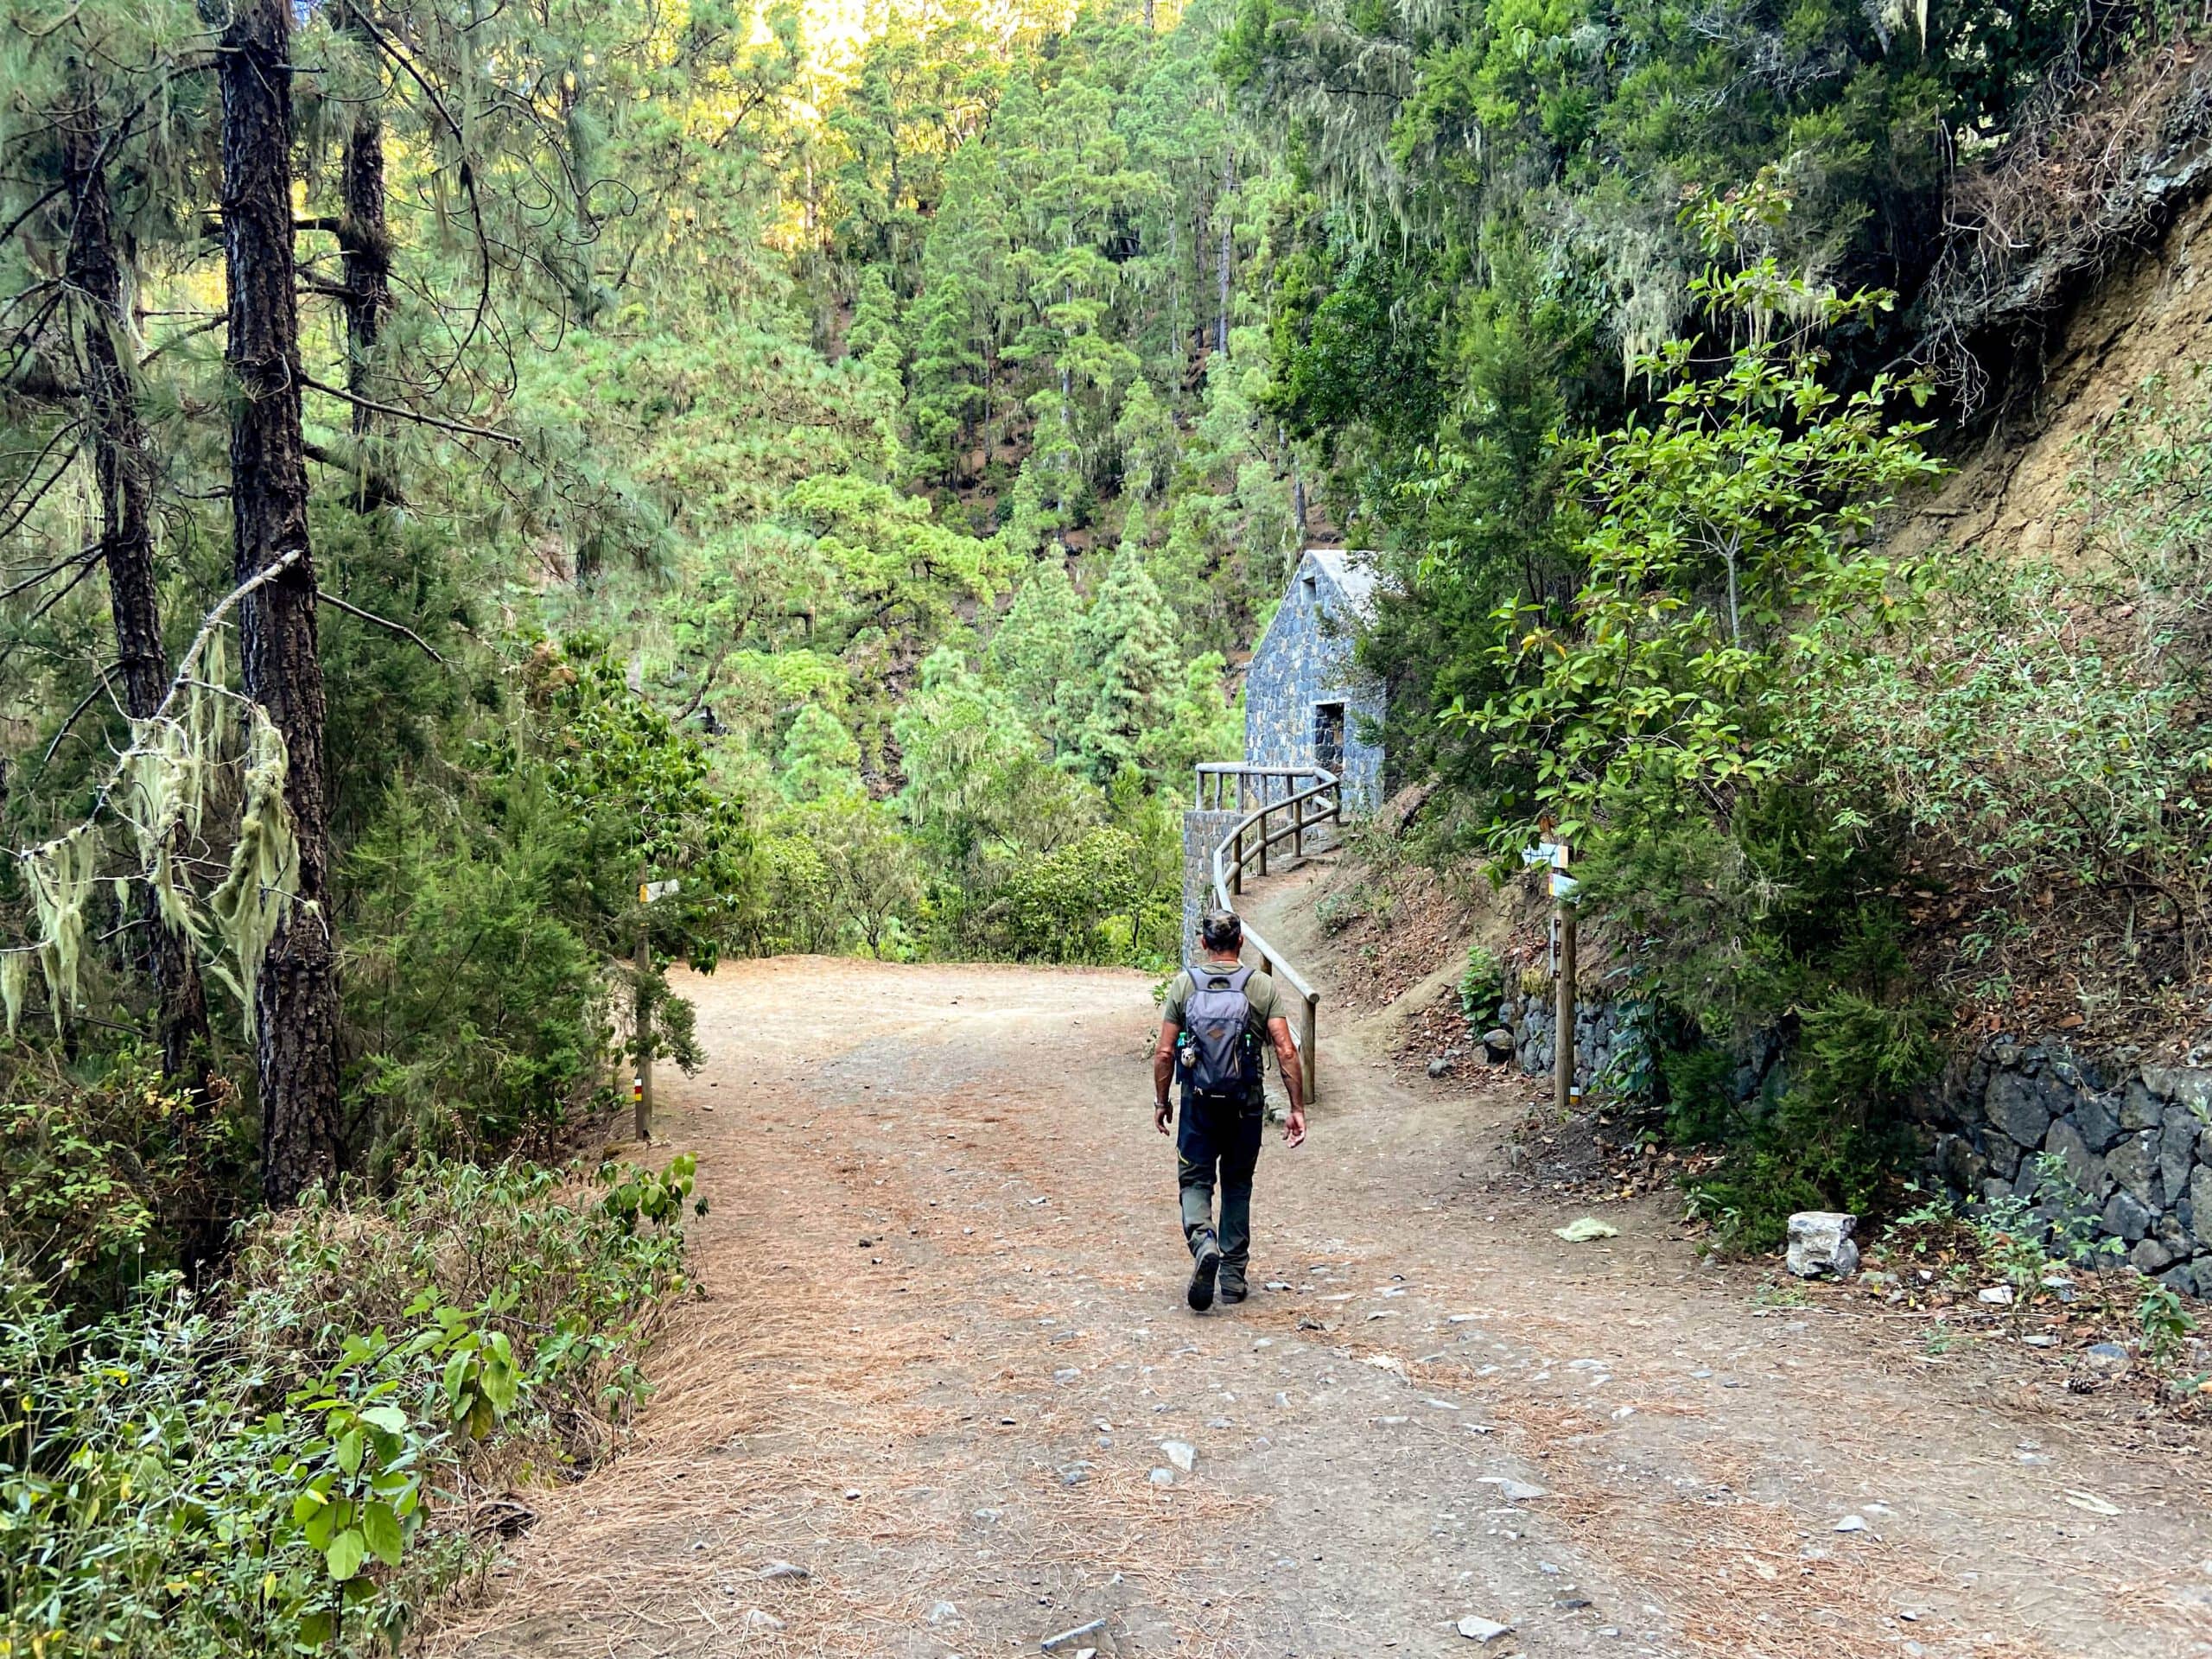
[1244, 556, 1386, 808]
[1912, 1042, 2212, 1295]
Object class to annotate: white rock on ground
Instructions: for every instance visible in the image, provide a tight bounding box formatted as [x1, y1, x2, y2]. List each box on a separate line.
[1160, 1440, 1197, 1472]
[1477, 1476, 1548, 1502]
[756, 1560, 809, 1580]
[1456, 1614, 1515, 1641]
[1784, 1211, 1860, 1279]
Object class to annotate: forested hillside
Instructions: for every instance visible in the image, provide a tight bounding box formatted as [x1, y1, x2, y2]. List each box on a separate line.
[7, 0, 2212, 1643]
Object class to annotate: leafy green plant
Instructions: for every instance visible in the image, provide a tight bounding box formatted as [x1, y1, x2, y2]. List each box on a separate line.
[0, 1155, 695, 1658]
[1457, 944, 1503, 1020]
[2137, 1282, 2198, 1378]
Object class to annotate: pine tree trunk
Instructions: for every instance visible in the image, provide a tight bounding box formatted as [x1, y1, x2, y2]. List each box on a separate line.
[1217, 151, 1236, 359]
[219, 0, 343, 1205]
[335, 3, 390, 448]
[61, 78, 213, 1096]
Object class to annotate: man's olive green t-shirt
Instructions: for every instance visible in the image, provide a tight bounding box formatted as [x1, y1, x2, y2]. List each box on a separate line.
[1164, 960, 1283, 1034]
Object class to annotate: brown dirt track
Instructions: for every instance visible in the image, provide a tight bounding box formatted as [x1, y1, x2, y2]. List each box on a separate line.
[439, 925, 2212, 1659]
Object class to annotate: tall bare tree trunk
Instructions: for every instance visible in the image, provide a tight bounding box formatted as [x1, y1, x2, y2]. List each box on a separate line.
[1217, 151, 1236, 359]
[219, 0, 343, 1205]
[335, 2, 389, 448]
[61, 76, 213, 1096]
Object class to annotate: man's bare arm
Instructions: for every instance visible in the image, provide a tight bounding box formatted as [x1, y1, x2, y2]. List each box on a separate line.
[1268, 1015, 1307, 1147]
[1153, 1019, 1179, 1134]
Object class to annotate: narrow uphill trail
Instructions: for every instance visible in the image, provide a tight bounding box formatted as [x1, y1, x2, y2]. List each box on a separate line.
[442, 901, 2212, 1658]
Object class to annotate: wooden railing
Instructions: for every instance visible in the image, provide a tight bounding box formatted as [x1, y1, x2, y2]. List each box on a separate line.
[1199, 764, 1341, 1103]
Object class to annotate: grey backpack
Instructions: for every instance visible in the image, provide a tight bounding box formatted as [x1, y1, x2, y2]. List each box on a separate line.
[1179, 966, 1262, 1101]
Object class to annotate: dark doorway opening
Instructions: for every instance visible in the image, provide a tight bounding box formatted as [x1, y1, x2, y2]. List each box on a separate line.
[1314, 702, 1346, 775]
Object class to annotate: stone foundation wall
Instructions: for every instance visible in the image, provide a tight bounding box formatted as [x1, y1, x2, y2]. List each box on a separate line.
[1914, 1043, 2212, 1295]
[1179, 810, 1243, 970]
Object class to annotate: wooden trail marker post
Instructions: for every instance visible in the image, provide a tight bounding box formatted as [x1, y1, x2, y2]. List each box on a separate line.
[1551, 842, 1577, 1116]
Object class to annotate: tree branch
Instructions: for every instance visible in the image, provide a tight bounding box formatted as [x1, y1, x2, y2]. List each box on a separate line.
[299, 373, 520, 448]
[40, 661, 119, 768]
[0, 541, 101, 602]
[316, 589, 443, 663]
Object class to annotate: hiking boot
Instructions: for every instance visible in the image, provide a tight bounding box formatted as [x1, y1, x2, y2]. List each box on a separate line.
[1217, 1266, 1248, 1305]
[1186, 1233, 1222, 1312]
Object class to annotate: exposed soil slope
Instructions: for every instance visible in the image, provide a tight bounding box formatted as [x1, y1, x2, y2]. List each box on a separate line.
[437, 920, 2212, 1659]
[1897, 188, 2212, 569]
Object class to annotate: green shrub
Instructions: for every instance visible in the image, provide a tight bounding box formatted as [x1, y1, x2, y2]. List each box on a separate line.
[342, 780, 615, 1163]
[0, 1048, 254, 1319]
[0, 1155, 695, 1658]
[1457, 944, 1503, 1020]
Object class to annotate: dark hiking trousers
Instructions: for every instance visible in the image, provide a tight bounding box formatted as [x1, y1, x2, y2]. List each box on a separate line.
[1177, 1090, 1264, 1270]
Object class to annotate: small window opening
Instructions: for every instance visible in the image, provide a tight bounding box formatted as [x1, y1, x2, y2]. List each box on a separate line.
[1314, 702, 1346, 774]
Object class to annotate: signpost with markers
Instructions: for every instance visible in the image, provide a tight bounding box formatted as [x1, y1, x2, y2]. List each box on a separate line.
[1524, 836, 1578, 1116]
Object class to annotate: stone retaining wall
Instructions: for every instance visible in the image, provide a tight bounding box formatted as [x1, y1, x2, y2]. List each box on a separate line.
[1913, 1042, 2212, 1295]
[1486, 973, 2212, 1294]
[1496, 985, 1634, 1096]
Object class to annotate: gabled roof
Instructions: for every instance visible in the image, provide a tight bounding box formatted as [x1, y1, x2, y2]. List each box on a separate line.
[1246, 547, 1381, 679]
[1305, 547, 1380, 618]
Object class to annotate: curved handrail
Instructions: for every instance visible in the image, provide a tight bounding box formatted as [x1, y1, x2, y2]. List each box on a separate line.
[1207, 766, 1340, 1103]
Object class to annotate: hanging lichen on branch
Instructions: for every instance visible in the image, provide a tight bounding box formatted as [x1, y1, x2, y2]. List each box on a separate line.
[2, 624, 304, 1038]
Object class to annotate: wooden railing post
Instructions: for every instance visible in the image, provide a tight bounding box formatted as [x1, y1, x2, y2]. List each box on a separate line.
[1300, 992, 1318, 1103]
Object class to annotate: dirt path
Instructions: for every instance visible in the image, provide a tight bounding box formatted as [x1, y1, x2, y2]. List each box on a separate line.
[439, 923, 2212, 1658]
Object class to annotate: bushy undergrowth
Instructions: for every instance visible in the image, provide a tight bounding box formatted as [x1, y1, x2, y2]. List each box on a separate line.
[0, 1155, 698, 1657]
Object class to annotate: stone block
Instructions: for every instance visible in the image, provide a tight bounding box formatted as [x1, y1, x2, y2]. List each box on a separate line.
[2133, 1236, 2180, 1274]
[1933, 1133, 1977, 1193]
[2041, 1118, 2100, 1199]
[2120, 1081, 2164, 1132]
[1980, 1132, 2021, 1183]
[2144, 1066, 2212, 1114]
[1785, 1211, 1860, 1279]
[2162, 1115, 2199, 1210]
[2191, 1166, 2212, 1248]
[1986, 1072, 2055, 1149]
[1980, 1176, 2015, 1208]
[2072, 1091, 2124, 1154]
[2102, 1188, 2153, 1244]
[2107, 1129, 2163, 1206]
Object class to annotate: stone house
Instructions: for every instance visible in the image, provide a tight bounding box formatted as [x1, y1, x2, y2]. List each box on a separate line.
[1179, 550, 1386, 964]
[1242, 548, 1385, 806]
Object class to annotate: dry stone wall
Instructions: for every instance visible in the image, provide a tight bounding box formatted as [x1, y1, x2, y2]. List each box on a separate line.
[1914, 1041, 2212, 1295]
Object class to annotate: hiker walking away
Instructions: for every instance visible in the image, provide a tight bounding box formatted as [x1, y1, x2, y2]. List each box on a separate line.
[1154, 907, 1306, 1311]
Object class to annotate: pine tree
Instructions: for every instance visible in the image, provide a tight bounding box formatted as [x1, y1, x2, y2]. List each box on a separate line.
[983, 559, 1082, 752]
[778, 704, 863, 802]
[220, 0, 343, 1204]
[1074, 539, 1183, 785]
[59, 60, 213, 1093]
